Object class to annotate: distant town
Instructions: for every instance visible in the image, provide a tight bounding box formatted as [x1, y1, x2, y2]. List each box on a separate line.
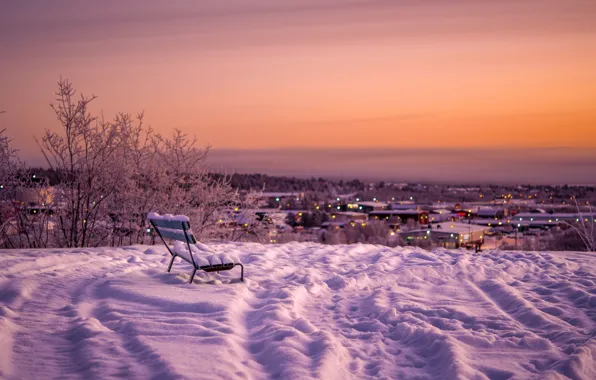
[8, 171, 595, 252]
[243, 180, 596, 252]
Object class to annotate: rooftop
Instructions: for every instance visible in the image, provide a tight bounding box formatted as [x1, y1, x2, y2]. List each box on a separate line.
[358, 201, 388, 207]
[404, 222, 489, 235]
[370, 210, 424, 216]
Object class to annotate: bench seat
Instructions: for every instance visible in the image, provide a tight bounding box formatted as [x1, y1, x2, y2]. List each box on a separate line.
[173, 241, 241, 267]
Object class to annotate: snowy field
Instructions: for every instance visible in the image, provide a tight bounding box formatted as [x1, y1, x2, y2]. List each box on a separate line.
[1, 243, 596, 380]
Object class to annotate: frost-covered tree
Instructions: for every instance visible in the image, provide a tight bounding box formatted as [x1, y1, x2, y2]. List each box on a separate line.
[34, 79, 266, 248]
[112, 127, 266, 244]
[37, 79, 134, 247]
[0, 128, 16, 246]
[564, 197, 595, 252]
[0, 129, 13, 189]
[0, 129, 55, 248]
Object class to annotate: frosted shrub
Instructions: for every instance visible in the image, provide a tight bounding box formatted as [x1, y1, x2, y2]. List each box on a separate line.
[31, 79, 260, 248]
[1, 130, 55, 248]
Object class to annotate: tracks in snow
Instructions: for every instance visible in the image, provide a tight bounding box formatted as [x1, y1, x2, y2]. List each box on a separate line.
[2, 250, 165, 379]
[2, 245, 596, 379]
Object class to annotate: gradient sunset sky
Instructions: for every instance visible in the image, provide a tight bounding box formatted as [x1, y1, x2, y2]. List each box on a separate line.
[1, 0, 595, 183]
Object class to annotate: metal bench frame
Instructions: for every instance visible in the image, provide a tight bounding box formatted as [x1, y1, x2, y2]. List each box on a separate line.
[149, 217, 244, 284]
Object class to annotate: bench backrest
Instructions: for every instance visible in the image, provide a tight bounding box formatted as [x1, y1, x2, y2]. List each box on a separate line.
[148, 213, 197, 244]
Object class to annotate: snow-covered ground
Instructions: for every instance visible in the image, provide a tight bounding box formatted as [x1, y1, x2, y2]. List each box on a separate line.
[1, 243, 596, 380]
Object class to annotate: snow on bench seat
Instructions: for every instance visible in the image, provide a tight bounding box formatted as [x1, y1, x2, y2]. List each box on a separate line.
[173, 241, 241, 267]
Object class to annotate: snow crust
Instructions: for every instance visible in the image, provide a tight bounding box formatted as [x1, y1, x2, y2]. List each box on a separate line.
[1, 243, 596, 379]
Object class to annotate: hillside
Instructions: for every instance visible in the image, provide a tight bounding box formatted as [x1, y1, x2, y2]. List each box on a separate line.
[1, 244, 595, 379]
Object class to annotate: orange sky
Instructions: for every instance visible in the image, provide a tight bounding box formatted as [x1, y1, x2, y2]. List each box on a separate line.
[1, 0, 596, 167]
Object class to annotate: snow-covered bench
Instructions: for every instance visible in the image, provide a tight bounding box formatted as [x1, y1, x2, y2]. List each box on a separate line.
[147, 212, 244, 283]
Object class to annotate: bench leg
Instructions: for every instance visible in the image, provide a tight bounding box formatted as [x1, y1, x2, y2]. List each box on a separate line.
[167, 254, 177, 272]
[236, 263, 244, 282]
[189, 268, 197, 284]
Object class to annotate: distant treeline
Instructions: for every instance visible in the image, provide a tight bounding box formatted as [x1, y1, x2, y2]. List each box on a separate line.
[225, 173, 366, 193]
[25, 168, 366, 193]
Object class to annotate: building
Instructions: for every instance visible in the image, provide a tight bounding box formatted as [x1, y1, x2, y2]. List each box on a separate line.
[400, 222, 489, 249]
[477, 207, 506, 219]
[321, 221, 348, 230]
[357, 201, 388, 213]
[329, 211, 368, 224]
[389, 202, 418, 210]
[255, 192, 304, 207]
[513, 212, 596, 230]
[368, 210, 430, 225]
[429, 209, 457, 223]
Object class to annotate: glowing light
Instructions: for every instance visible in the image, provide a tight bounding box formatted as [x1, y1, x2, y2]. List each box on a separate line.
[276, 198, 280, 201]
[390, 231, 395, 236]
[337, 206, 340, 210]
[146, 228, 151, 233]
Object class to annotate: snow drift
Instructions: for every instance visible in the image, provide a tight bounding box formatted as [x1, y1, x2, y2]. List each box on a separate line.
[1, 243, 595, 379]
